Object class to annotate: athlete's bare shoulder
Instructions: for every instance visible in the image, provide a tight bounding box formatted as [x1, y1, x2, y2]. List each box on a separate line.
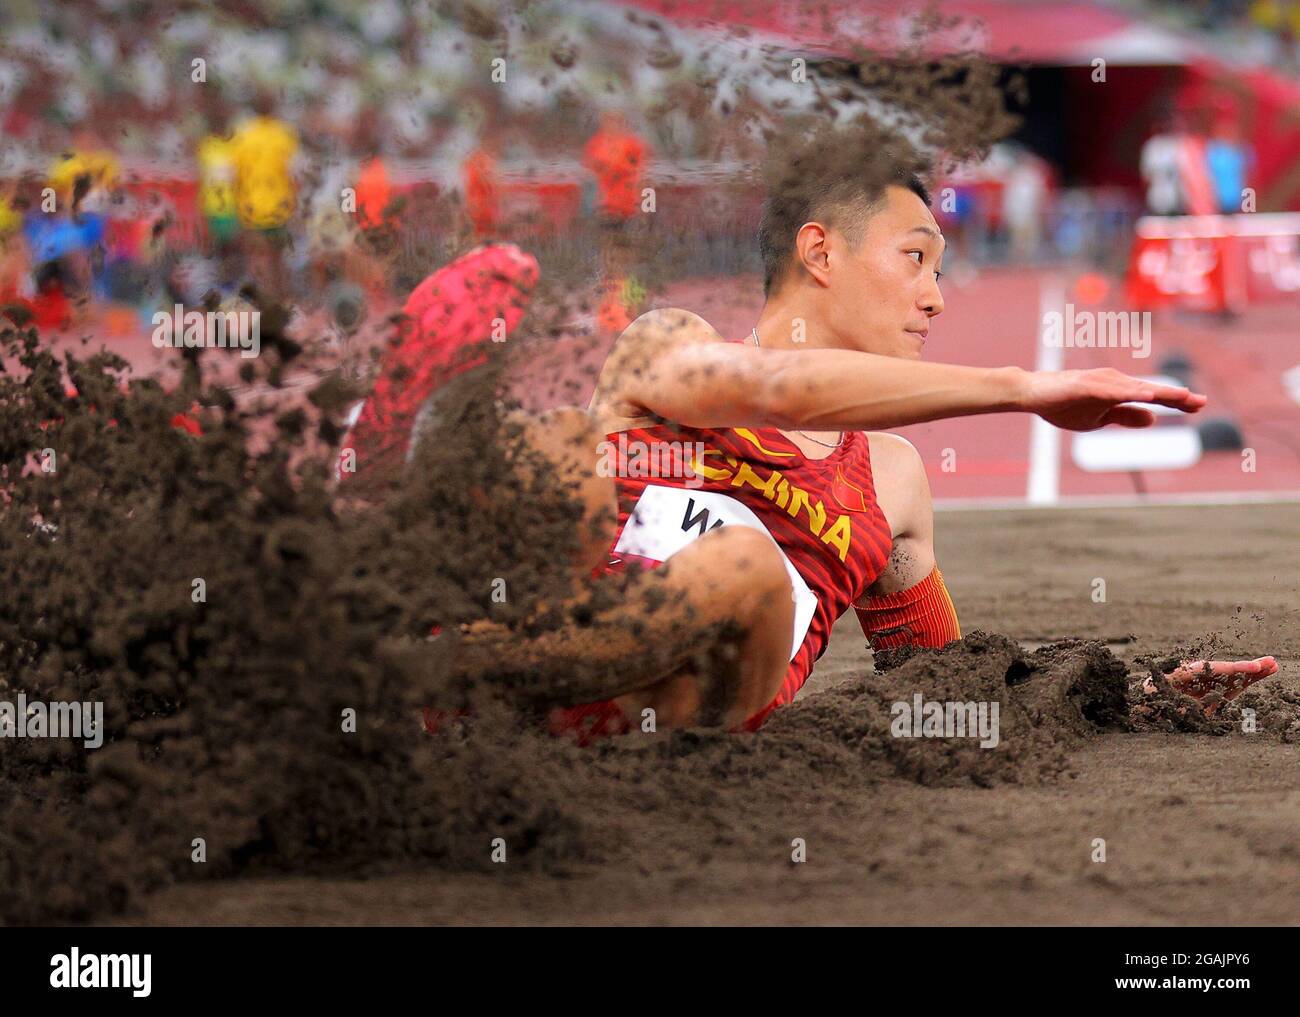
[866, 432, 922, 469]
[864, 432, 930, 542]
[588, 307, 727, 430]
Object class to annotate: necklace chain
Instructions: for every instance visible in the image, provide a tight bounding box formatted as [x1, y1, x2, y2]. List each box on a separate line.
[750, 327, 844, 449]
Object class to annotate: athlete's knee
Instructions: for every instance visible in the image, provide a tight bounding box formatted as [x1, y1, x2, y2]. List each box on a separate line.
[700, 526, 791, 609]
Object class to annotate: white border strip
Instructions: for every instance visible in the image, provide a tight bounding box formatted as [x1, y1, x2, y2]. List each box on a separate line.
[1025, 275, 1064, 506]
[1135, 212, 1300, 239]
[936, 490, 1300, 512]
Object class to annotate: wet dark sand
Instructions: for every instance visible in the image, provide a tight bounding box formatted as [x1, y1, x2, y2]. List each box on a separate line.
[115, 502, 1299, 926]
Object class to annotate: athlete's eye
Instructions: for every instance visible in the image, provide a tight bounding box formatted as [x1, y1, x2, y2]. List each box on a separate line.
[906, 250, 923, 265]
[934, 269, 944, 281]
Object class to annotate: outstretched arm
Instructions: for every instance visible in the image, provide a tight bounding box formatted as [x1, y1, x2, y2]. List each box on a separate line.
[600, 308, 1206, 433]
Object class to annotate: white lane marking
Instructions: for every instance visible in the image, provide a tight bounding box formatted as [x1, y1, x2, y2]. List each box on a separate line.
[935, 490, 1300, 511]
[1027, 275, 1065, 505]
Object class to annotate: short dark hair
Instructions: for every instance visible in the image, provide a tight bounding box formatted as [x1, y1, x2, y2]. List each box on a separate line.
[757, 125, 932, 298]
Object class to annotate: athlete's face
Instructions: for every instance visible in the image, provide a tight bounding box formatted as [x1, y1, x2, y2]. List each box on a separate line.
[830, 185, 945, 359]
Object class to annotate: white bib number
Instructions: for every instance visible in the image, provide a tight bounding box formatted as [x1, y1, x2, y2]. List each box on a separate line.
[613, 485, 817, 660]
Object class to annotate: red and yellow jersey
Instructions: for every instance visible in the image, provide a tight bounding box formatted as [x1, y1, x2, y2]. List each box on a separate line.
[231, 116, 298, 229]
[605, 420, 894, 724]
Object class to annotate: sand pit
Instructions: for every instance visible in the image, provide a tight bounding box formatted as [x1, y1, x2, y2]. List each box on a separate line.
[2, 273, 1297, 928]
[100, 500, 1300, 927]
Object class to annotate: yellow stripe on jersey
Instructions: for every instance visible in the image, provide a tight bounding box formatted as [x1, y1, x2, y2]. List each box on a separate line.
[734, 427, 797, 457]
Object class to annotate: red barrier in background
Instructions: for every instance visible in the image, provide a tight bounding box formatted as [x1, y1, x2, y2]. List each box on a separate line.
[1127, 213, 1300, 313]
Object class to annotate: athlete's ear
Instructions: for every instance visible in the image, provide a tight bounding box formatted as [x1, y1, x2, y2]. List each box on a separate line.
[793, 221, 833, 288]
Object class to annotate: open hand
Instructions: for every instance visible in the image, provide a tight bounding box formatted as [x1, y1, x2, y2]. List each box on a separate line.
[1141, 656, 1280, 716]
[1022, 368, 1206, 431]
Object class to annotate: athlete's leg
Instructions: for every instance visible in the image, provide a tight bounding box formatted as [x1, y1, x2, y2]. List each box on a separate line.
[609, 525, 794, 728]
[441, 405, 794, 729]
[454, 523, 793, 729]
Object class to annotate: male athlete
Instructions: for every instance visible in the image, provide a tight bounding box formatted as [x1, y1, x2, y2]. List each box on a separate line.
[365, 152, 1278, 741]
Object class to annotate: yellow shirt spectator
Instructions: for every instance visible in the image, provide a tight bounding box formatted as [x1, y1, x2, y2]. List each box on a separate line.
[0, 194, 21, 236]
[231, 116, 298, 230]
[197, 135, 238, 221]
[48, 150, 119, 208]
[1249, 0, 1283, 30]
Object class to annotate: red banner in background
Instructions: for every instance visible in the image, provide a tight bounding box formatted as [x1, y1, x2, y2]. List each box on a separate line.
[1240, 231, 1300, 301]
[1127, 213, 1300, 313]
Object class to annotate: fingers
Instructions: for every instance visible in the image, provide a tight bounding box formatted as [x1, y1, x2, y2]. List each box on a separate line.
[1132, 382, 1207, 413]
[1098, 370, 1206, 412]
[1174, 657, 1278, 680]
[1168, 656, 1280, 704]
[1100, 404, 1156, 428]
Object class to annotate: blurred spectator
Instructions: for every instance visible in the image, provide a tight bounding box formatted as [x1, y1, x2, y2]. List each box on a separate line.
[232, 95, 298, 232]
[355, 156, 392, 234]
[1140, 115, 1187, 215]
[98, 189, 152, 306]
[1141, 106, 1246, 218]
[1247, 0, 1300, 69]
[48, 139, 118, 215]
[584, 110, 651, 329]
[303, 154, 360, 296]
[353, 112, 392, 234]
[0, 188, 30, 310]
[0, 187, 22, 240]
[462, 135, 501, 239]
[197, 109, 239, 253]
[231, 93, 299, 298]
[1001, 144, 1053, 262]
[1173, 112, 1217, 216]
[583, 109, 650, 222]
[20, 138, 120, 325]
[1206, 113, 1253, 214]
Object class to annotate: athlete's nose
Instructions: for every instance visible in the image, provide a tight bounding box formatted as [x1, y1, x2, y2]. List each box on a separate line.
[920, 276, 945, 317]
